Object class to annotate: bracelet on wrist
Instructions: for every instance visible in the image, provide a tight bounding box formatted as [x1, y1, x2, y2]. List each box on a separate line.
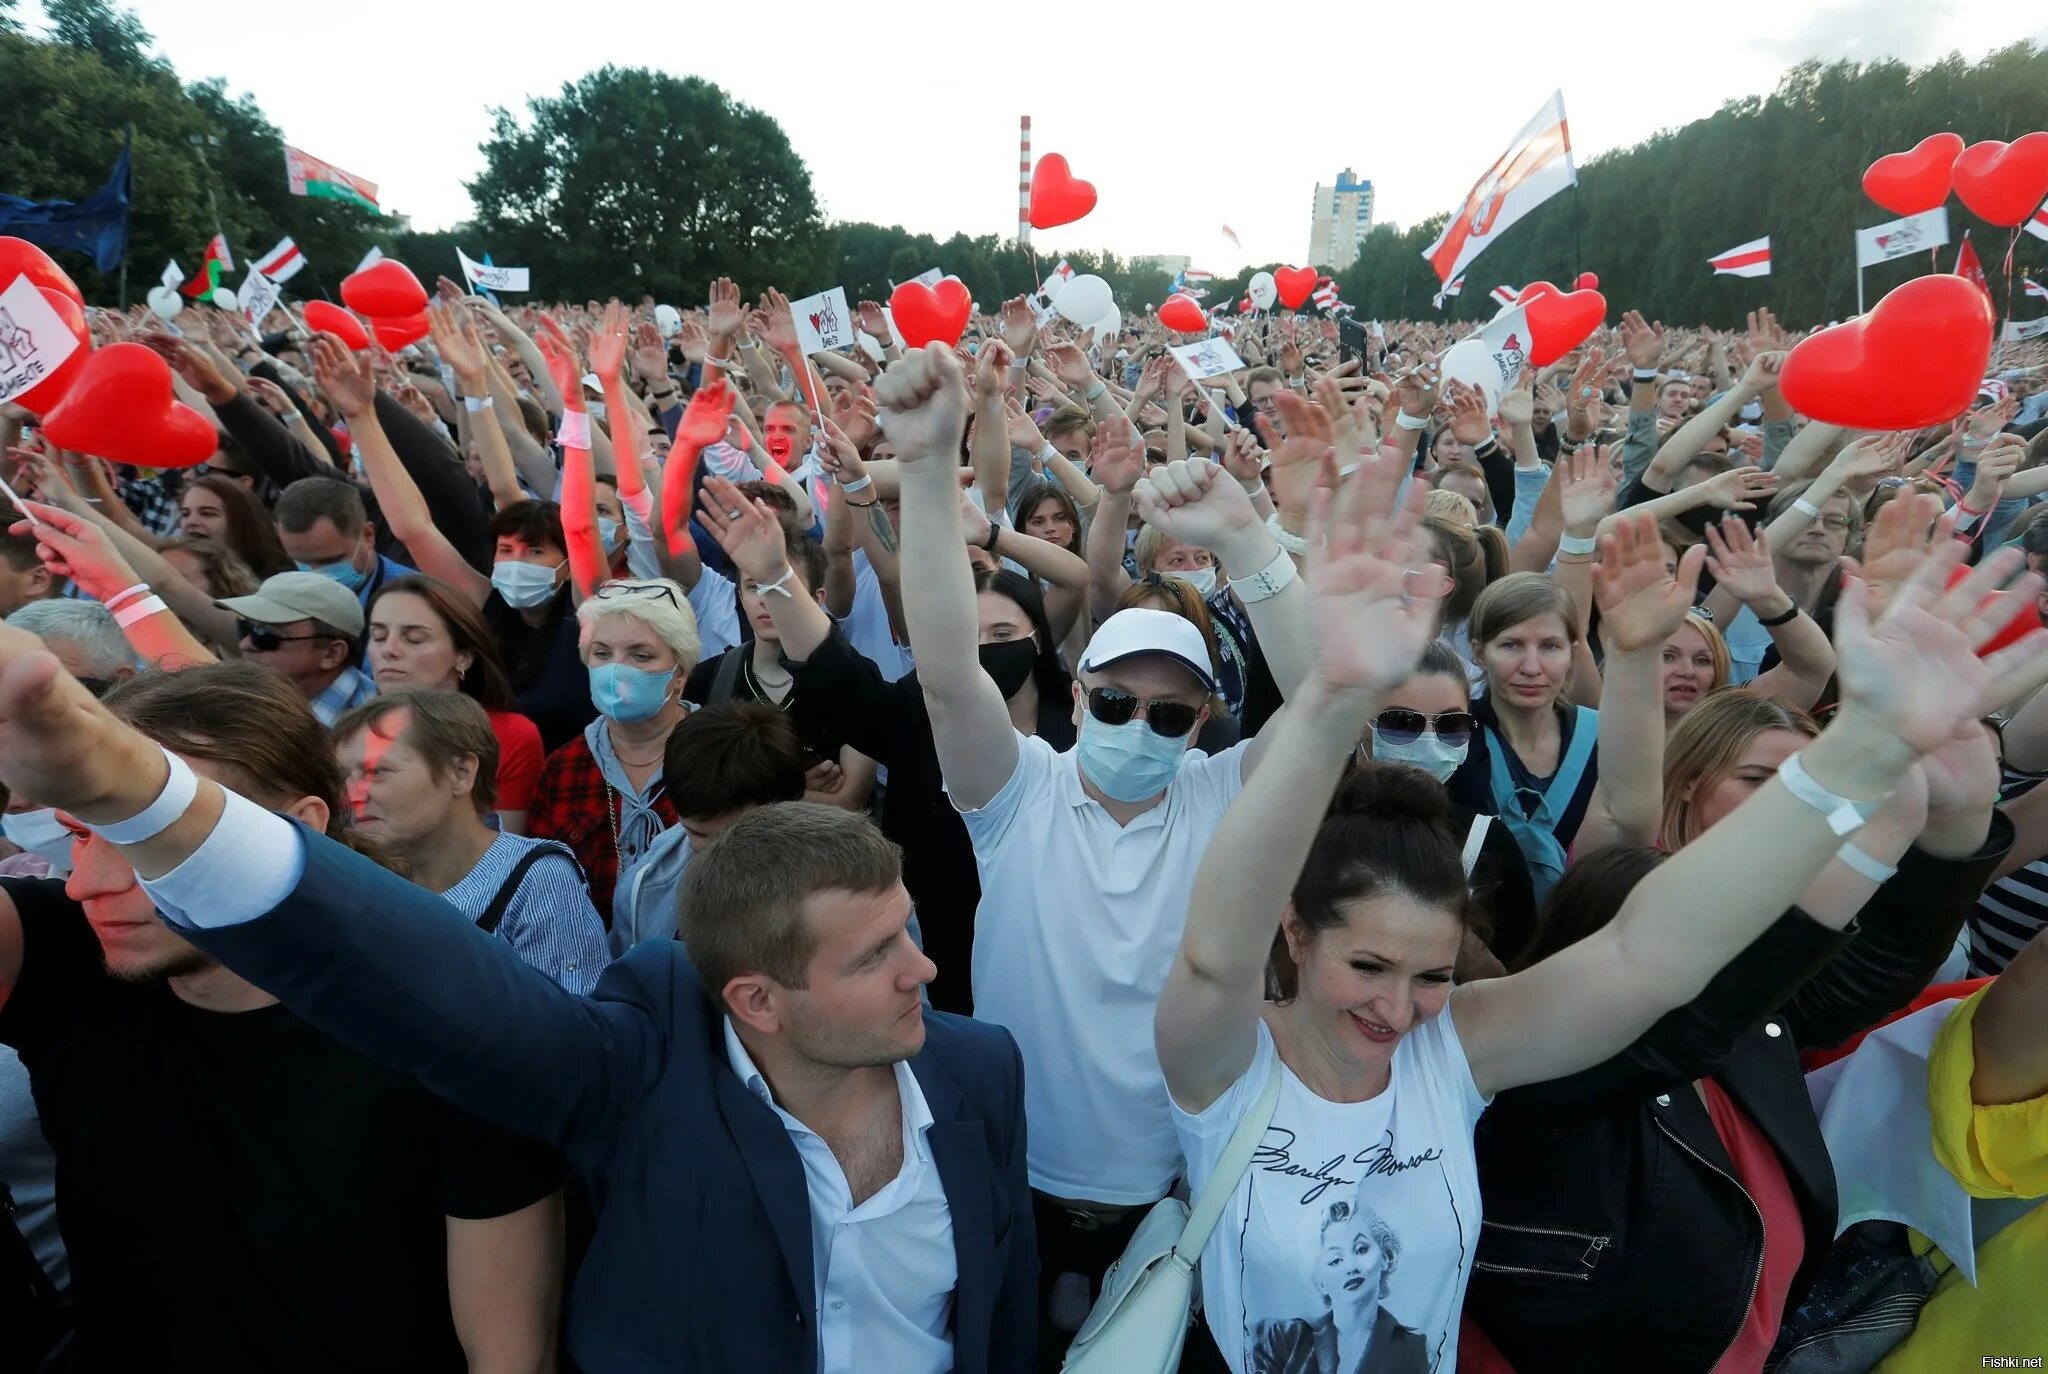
[90, 746, 199, 846]
[1264, 512, 1308, 557]
[1632, 368, 1659, 383]
[1557, 532, 1598, 556]
[1395, 410, 1430, 432]
[1778, 749, 1886, 837]
[1755, 601, 1801, 629]
[1791, 497, 1822, 519]
[1232, 545, 1299, 604]
[1834, 842, 1898, 884]
[980, 521, 1003, 552]
[754, 566, 797, 599]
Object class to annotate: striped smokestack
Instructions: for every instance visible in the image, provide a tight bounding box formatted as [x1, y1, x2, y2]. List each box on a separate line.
[1018, 115, 1032, 245]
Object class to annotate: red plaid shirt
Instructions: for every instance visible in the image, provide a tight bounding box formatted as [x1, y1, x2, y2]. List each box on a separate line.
[529, 735, 679, 919]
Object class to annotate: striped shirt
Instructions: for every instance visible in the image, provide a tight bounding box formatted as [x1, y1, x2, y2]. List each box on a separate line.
[438, 834, 611, 994]
[1970, 765, 2047, 975]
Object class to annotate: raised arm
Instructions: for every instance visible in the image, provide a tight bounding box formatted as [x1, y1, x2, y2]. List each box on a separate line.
[880, 347, 1019, 810]
[431, 304, 524, 510]
[1083, 424, 1143, 621]
[539, 324, 610, 600]
[476, 300, 564, 415]
[1637, 353, 1784, 495]
[698, 472, 834, 662]
[1702, 515, 1835, 709]
[1157, 463, 1445, 1111]
[1454, 541, 2048, 1098]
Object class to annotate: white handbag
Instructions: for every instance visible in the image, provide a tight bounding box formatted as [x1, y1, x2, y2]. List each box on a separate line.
[1061, 1067, 1281, 1372]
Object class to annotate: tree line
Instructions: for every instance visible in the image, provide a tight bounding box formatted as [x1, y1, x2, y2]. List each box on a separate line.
[5, 2, 2043, 327]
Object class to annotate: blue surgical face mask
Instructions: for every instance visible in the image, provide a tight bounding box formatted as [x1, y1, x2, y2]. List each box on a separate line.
[491, 559, 561, 609]
[1371, 730, 1468, 783]
[1166, 566, 1217, 599]
[597, 516, 622, 551]
[590, 662, 676, 724]
[1, 807, 74, 874]
[297, 556, 368, 592]
[1075, 711, 1191, 803]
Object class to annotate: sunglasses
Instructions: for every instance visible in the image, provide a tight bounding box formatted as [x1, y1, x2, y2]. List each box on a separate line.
[236, 619, 335, 652]
[1085, 685, 1201, 739]
[1370, 708, 1475, 748]
[594, 581, 681, 611]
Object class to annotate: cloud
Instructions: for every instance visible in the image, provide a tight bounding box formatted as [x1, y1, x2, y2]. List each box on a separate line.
[1753, 0, 1959, 64]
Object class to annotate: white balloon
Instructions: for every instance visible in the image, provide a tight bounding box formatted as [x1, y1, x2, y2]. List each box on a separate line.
[1052, 273, 1112, 326]
[1247, 271, 1278, 310]
[654, 304, 681, 338]
[146, 285, 184, 320]
[210, 287, 238, 309]
[1089, 307, 1122, 343]
[1440, 336, 1508, 412]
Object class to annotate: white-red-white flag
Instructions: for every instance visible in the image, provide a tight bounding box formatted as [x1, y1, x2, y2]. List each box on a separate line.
[253, 237, 306, 284]
[1221, 225, 1243, 252]
[2026, 275, 2048, 301]
[1488, 285, 1519, 308]
[2028, 198, 2048, 242]
[1708, 236, 1772, 278]
[1312, 280, 1340, 310]
[1422, 91, 1576, 288]
[1432, 275, 1464, 310]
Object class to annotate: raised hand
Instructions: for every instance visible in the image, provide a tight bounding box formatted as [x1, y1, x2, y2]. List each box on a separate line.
[957, 490, 994, 547]
[427, 302, 486, 387]
[1745, 308, 1788, 355]
[245, 376, 296, 417]
[1497, 367, 1536, 428]
[140, 333, 237, 406]
[1695, 464, 1780, 512]
[673, 320, 708, 366]
[310, 332, 377, 419]
[697, 474, 791, 584]
[856, 300, 893, 347]
[1737, 350, 1786, 396]
[532, 318, 583, 410]
[9, 499, 141, 604]
[999, 296, 1038, 356]
[833, 389, 879, 452]
[973, 339, 1014, 400]
[1301, 451, 1444, 695]
[1701, 516, 1786, 607]
[674, 376, 735, 450]
[1968, 394, 2020, 439]
[1218, 427, 1265, 488]
[1004, 396, 1045, 452]
[1592, 512, 1706, 652]
[1045, 341, 1093, 391]
[1619, 310, 1665, 371]
[817, 415, 869, 486]
[588, 300, 630, 382]
[1089, 422, 1146, 497]
[874, 346, 970, 468]
[706, 278, 744, 343]
[1834, 432, 1912, 484]
[1133, 458, 1260, 554]
[762, 288, 801, 355]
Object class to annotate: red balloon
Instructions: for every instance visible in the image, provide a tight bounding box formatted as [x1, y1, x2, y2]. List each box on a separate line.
[1158, 294, 1208, 333]
[1574, 272, 1599, 291]
[372, 311, 430, 351]
[1028, 154, 1097, 231]
[1862, 133, 1965, 217]
[1779, 274, 1993, 429]
[1513, 282, 1608, 367]
[10, 287, 92, 416]
[41, 343, 217, 468]
[0, 237, 85, 307]
[303, 300, 371, 351]
[888, 277, 972, 349]
[1946, 565, 2042, 657]
[340, 259, 429, 318]
[1951, 134, 2048, 227]
[1273, 266, 1318, 310]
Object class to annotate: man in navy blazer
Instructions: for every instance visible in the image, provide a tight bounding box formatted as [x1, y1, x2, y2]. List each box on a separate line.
[0, 640, 1036, 1373]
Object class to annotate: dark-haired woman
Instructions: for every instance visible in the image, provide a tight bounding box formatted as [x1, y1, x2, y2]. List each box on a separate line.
[367, 575, 545, 834]
[178, 473, 292, 577]
[1154, 492, 2030, 1372]
[699, 477, 1081, 1014]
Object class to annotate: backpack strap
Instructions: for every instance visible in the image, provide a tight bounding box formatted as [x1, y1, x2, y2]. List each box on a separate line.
[477, 843, 583, 936]
[1461, 813, 1492, 878]
[707, 649, 746, 707]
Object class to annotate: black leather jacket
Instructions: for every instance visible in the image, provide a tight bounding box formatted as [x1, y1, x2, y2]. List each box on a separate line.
[1464, 814, 2012, 1373]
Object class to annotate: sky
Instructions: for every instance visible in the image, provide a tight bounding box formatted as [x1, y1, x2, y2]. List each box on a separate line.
[28, 0, 2048, 276]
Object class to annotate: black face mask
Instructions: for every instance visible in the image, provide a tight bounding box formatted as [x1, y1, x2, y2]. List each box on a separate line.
[978, 638, 1039, 699]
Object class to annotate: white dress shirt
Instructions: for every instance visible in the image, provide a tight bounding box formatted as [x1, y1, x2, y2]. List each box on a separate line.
[722, 1019, 956, 1374]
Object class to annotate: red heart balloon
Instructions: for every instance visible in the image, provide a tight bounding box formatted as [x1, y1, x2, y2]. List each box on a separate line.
[304, 300, 371, 351]
[888, 277, 972, 349]
[1574, 272, 1599, 291]
[372, 311, 430, 351]
[1028, 154, 1097, 231]
[1862, 132, 1965, 217]
[340, 259, 429, 319]
[0, 237, 84, 307]
[1945, 565, 2042, 656]
[1158, 294, 1208, 333]
[10, 287, 92, 416]
[1274, 266, 1317, 310]
[41, 342, 217, 468]
[1951, 134, 2048, 226]
[1516, 284, 1607, 367]
[1779, 274, 1993, 429]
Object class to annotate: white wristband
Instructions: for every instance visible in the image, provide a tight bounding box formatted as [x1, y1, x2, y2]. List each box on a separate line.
[91, 746, 199, 845]
[1039, 443, 1062, 466]
[556, 409, 592, 449]
[1557, 533, 1598, 556]
[755, 565, 798, 599]
[1633, 368, 1659, 383]
[1835, 842, 1898, 884]
[1264, 512, 1308, 557]
[1085, 381, 1106, 401]
[1395, 411, 1430, 431]
[113, 595, 168, 628]
[838, 473, 873, 494]
[1231, 545, 1299, 604]
[464, 395, 493, 413]
[1777, 750, 1884, 837]
[1792, 497, 1822, 520]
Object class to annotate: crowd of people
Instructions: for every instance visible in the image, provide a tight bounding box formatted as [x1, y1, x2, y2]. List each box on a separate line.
[0, 263, 2045, 1374]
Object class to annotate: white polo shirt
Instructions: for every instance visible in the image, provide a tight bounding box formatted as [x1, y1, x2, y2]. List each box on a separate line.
[723, 1019, 955, 1374]
[959, 731, 1250, 1204]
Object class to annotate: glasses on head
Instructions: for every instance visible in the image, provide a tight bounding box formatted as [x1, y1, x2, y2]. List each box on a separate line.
[1085, 686, 1201, 739]
[1370, 709, 1475, 748]
[236, 619, 334, 653]
[594, 581, 681, 611]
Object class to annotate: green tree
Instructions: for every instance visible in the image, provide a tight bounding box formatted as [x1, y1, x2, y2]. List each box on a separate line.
[468, 66, 829, 304]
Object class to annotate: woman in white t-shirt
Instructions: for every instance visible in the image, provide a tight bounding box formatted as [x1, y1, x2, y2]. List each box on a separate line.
[1155, 471, 2036, 1374]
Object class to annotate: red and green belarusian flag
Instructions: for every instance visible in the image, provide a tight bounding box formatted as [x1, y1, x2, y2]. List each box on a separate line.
[178, 233, 234, 298]
[284, 145, 380, 215]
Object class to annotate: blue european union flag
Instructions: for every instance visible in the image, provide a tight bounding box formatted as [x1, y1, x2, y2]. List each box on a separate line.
[0, 129, 133, 273]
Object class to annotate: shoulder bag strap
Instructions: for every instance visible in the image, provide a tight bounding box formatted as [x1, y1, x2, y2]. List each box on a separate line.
[1461, 813, 1492, 877]
[1173, 1063, 1283, 1260]
[708, 648, 746, 706]
[476, 845, 570, 935]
